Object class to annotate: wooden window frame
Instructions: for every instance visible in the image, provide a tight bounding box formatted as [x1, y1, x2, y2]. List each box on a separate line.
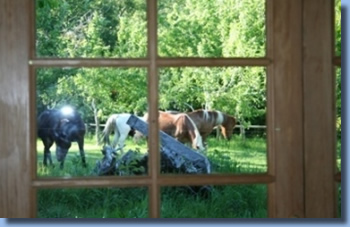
[0, 0, 339, 218]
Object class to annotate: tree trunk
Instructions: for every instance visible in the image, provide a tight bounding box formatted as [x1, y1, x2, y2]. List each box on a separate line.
[91, 99, 100, 145]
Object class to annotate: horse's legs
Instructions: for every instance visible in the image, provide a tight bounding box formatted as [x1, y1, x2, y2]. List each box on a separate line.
[118, 129, 130, 155]
[59, 160, 65, 169]
[78, 138, 87, 167]
[43, 138, 54, 166]
[112, 130, 120, 149]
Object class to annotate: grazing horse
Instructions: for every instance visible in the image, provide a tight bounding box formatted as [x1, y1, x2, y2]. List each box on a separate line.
[100, 113, 141, 154]
[137, 111, 205, 152]
[37, 107, 86, 168]
[187, 109, 236, 141]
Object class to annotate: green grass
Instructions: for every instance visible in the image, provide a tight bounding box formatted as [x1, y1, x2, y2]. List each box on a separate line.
[36, 135, 268, 218]
[36, 135, 342, 218]
[36, 134, 267, 177]
[37, 187, 148, 218]
[160, 185, 267, 218]
[206, 135, 267, 173]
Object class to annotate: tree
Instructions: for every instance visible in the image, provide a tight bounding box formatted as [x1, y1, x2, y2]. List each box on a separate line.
[35, 0, 276, 138]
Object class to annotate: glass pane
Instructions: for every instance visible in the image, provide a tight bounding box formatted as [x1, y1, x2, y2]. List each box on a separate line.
[336, 67, 341, 171]
[35, 0, 147, 58]
[37, 187, 148, 218]
[161, 185, 267, 218]
[335, 0, 341, 56]
[158, 0, 266, 57]
[36, 67, 148, 177]
[157, 67, 267, 174]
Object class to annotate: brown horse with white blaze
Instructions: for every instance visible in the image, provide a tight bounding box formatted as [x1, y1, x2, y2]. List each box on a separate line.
[187, 109, 236, 141]
[137, 111, 205, 152]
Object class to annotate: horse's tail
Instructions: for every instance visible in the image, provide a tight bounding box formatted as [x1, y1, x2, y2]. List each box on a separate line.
[99, 114, 118, 145]
[183, 114, 205, 152]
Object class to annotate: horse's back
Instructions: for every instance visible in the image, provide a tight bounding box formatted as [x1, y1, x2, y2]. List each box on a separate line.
[37, 109, 85, 140]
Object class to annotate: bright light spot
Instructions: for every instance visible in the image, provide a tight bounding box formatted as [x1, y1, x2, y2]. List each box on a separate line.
[61, 106, 74, 116]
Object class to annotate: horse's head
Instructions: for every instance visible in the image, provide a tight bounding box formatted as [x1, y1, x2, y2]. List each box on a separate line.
[183, 114, 206, 152]
[133, 130, 145, 144]
[221, 115, 236, 140]
[54, 119, 72, 162]
[193, 133, 206, 153]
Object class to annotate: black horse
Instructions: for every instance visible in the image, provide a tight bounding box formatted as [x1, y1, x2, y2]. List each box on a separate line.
[37, 108, 86, 168]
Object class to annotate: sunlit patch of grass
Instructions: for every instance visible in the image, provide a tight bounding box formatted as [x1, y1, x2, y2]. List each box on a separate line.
[206, 135, 267, 173]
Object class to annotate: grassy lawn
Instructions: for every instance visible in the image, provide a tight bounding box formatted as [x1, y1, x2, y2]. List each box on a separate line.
[36, 135, 342, 218]
[36, 135, 269, 218]
[36, 135, 267, 177]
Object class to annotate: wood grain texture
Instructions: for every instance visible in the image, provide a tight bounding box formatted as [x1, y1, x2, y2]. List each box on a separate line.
[147, 0, 160, 218]
[0, 0, 33, 218]
[268, 0, 305, 218]
[303, 0, 337, 218]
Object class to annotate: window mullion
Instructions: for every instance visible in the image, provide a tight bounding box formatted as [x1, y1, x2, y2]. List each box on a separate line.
[147, 0, 161, 218]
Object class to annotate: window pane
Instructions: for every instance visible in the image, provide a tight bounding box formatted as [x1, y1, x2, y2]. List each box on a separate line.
[336, 67, 341, 171]
[37, 187, 148, 218]
[158, 67, 267, 174]
[335, 0, 341, 56]
[161, 185, 267, 218]
[36, 67, 148, 177]
[158, 0, 266, 57]
[35, 0, 147, 58]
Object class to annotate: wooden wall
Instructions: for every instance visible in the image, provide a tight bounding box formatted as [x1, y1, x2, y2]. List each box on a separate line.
[0, 0, 33, 218]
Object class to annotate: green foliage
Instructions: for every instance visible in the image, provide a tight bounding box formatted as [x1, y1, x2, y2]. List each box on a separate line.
[35, 0, 340, 130]
[336, 68, 341, 139]
[36, 0, 266, 126]
[36, 0, 147, 57]
[158, 0, 265, 57]
[159, 67, 266, 125]
[335, 0, 341, 56]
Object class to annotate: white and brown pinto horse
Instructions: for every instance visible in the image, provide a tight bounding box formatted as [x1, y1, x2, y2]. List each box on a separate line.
[187, 110, 236, 141]
[100, 113, 142, 154]
[138, 111, 205, 152]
